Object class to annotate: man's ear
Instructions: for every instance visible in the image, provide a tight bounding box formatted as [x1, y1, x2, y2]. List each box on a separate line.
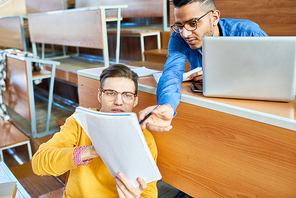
[97, 89, 102, 103]
[133, 96, 139, 108]
[212, 10, 220, 26]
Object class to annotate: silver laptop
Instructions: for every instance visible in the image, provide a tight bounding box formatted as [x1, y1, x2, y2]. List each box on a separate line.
[202, 36, 296, 102]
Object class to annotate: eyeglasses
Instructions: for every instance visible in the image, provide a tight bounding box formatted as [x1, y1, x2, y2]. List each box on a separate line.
[171, 10, 213, 34]
[100, 89, 137, 103]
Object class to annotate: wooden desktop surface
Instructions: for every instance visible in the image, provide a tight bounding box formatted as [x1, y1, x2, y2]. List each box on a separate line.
[77, 67, 296, 197]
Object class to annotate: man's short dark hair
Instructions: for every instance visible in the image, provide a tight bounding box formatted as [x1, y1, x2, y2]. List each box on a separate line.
[100, 64, 139, 94]
[173, 0, 216, 11]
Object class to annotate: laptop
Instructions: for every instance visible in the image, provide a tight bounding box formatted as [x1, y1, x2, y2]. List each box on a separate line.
[202, 36, 296, 102]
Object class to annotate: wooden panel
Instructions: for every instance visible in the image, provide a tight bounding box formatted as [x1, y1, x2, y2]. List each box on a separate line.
[169, 0, 296, 36]
[52, 67, 78, 85]
[31, 134, 54, 154]
[25, 0, 66, 14]
[28, 10, 104, 49]
[78, 72, 296, 197]
[128, 61, 165, 71]
[78, 76, 101, 109]
[161, 31, 170, 49]
[108, 29, 160, 35]
[136, 92, 296, 197]
[215, 0, 296, 36]
[0, 16, 24, 50]
[169, 1, 174, 35]
[75, 0, 163, 18]
[3, 57, 31, 121]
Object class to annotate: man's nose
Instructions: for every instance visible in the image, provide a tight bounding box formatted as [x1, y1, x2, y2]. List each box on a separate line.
[181, 28, 192, 37]
[114, 93, 123, 105]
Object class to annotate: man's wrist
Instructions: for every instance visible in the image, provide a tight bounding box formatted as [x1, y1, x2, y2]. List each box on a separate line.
[73, 146, 93, 166]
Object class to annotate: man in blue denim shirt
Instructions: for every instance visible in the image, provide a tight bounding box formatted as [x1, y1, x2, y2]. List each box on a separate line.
[139, 0, 268, 133]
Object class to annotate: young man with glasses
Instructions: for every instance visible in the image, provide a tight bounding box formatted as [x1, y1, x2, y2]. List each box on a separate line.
[32, 64, 158, 198]
[139, 1, 268, 197]
[139, 0, 268, 132]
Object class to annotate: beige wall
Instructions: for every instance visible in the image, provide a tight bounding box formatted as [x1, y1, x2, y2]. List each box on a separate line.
[0, 0, 27, 17]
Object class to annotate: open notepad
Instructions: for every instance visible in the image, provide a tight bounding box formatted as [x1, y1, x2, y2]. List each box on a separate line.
[73, 106, 162, 187]
[153, 67, 203, 83]
[131, 66, 161, 77]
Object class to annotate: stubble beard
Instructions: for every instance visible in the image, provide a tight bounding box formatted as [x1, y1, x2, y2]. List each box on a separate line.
[192, 28, 214, 50]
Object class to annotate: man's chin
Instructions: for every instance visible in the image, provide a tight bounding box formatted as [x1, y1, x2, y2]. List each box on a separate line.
[190, 44, 202, 50]
[188, 40, 202, 50]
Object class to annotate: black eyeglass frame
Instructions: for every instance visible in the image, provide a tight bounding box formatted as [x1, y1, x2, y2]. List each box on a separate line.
[171, 10, 214, 33]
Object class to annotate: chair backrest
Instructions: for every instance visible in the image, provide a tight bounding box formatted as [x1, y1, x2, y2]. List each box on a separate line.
[27, 9, 104, 49]
[25, 0, 67, 14]
[0, 16, 26, 50]
[75, 0, 164, 18]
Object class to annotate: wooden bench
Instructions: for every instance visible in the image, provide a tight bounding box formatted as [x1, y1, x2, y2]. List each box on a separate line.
[108, 29, 161, 61]
[27, 6, 127, 67]
[75, 0, 166, 61]
[0, 15, 27, 51]
[3, 54, 60, 138]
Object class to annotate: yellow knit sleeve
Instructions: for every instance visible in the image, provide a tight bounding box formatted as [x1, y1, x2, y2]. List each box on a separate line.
[32, 115, 83, 176]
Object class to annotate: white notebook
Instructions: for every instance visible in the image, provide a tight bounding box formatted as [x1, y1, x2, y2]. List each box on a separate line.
[153, 67, 203, 83]
[73, 106, 162, 187]
[131, 67, 161, 77]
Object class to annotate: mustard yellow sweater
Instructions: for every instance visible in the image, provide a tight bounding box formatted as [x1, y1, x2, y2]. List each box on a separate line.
[32, 112, 158, 198]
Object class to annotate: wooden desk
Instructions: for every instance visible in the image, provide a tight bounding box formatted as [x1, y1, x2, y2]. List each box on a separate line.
[0, 161, 30, 198]
[4, 54, 60, 138]
[77, 67, 296, 198]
